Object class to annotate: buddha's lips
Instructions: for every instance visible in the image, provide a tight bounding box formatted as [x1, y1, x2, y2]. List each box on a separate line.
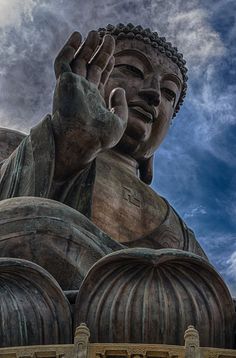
[129, 102, 156, 123]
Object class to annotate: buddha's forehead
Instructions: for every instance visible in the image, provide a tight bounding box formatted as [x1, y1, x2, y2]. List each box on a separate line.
[114, 38, 183, 81]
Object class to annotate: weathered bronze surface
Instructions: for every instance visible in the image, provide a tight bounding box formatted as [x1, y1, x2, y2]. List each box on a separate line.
[75, 250, 234, 347]
[0, 127, 26, 162]
[1, 324, 236, 358]
[0, 258, 72, 347]
[0, 24, 235, 348]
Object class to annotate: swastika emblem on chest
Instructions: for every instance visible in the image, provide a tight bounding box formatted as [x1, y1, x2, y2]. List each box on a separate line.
[123, 186, 141, 208]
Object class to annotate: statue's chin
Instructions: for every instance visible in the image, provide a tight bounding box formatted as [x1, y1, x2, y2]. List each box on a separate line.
[127, 109, 152, 141]
[115, 132, 141, 158]
[115, 114, 153, 159]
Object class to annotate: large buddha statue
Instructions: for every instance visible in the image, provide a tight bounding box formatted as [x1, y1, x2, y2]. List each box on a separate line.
[0, 24, 235, 348]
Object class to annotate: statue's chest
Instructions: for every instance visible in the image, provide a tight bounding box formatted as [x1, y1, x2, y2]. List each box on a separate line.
[91, 153, 167, 244]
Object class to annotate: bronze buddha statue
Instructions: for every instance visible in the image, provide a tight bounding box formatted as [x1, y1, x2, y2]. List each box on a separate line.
[0, 23, 234, 348]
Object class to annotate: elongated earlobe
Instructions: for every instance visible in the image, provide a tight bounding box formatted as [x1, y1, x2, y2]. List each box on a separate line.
[139, 155, 154, 185]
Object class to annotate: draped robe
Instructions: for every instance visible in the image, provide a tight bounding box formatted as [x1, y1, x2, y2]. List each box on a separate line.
[0, 115, 234, 348]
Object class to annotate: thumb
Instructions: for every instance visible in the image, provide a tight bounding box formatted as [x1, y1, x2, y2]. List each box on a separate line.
[109, 88, 128, 124]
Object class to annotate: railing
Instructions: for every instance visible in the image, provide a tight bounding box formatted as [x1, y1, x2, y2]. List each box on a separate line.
[0, 324, 235, 358]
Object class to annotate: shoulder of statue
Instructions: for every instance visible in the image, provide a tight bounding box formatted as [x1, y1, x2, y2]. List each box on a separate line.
[160, 195, 192, 229]
[0, 126, 26, 163]
[160, 196, 208, 260]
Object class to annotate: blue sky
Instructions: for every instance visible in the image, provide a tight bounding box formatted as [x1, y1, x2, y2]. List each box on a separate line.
[0, 0, 235, 295]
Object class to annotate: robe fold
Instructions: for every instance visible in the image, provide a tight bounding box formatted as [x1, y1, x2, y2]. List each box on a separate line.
[0, 114, 207, 260]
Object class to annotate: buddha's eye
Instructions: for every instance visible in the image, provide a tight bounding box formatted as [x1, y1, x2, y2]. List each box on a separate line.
[161, 88, 176, 105]
[115, 64, 144, 79]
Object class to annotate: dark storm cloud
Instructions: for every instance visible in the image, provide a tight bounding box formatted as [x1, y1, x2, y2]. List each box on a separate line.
[0, 0, 235, 294]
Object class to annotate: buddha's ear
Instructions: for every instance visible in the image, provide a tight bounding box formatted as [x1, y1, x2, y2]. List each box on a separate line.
[139, 155, 154, 185]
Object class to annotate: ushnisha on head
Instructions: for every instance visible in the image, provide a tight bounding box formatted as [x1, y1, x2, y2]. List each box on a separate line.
[98, 23, 188, 117]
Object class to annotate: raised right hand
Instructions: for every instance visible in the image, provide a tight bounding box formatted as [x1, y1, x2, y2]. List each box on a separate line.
[52, 31, 128, 150]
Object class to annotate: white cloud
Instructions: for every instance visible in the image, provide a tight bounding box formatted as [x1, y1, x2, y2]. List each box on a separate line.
[192, 64, 236, 126]
[167, 8, 226, 71]
[0, 0, 36, 28]
[188, 63, 236, 166]
[197, 233, 236, 297]
[134, 0, 226, 73]
[227, 251, 236, 277]
[183, 205, 207, 219]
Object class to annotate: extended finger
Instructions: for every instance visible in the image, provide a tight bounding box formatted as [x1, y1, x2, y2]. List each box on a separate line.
[71, 31, 100, 77]
[87, 35, 115, 86]
[109, 87, 128, 125]
[54, 32, 82, 79]
[98, 56, 115, 97]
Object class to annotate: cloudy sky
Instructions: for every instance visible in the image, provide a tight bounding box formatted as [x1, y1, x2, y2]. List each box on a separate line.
[0, 0, 235, 295]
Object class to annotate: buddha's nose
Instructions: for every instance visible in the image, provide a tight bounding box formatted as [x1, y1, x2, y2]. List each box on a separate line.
[138, 88, 160, 107]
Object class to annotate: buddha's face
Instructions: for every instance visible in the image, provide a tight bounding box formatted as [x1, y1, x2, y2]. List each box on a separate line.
[104, 38, 183, 160]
